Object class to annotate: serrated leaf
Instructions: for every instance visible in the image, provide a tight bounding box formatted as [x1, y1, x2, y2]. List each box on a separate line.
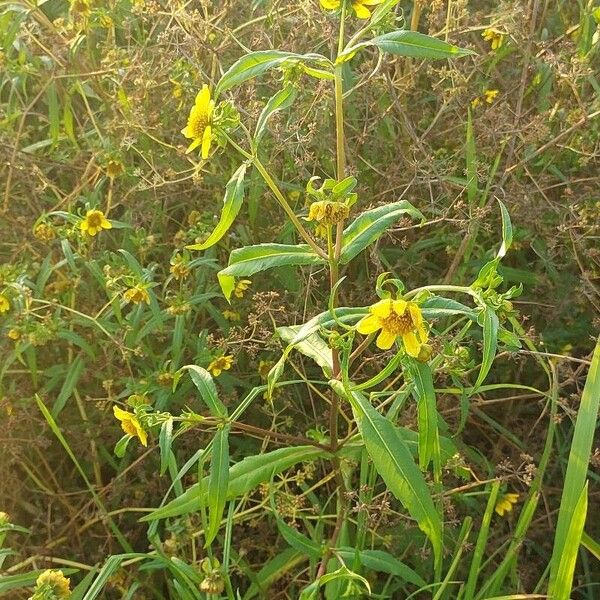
[340, 200, 424, 264]
[187, 163, 247, 251]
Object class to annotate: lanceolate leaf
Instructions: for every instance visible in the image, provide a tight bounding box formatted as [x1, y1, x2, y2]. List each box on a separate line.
[143, 445, 329, 520]
[215, 50, 330, 97]
[187, 163, 247, 251]
[255, 85, 297, 146]
[331, 382, 442, 568]
[205, 425, 230, 546]
[339, 201, 424, 264]
[277, 325, 333, 375]
[371, 30, 475, 59]
[218, 244, 326, 301]
[473, 307, 499, 391]
[185, 365, 228, 417]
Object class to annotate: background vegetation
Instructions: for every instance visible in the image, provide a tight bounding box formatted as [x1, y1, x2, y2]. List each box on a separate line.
[0, 0, 599, 598]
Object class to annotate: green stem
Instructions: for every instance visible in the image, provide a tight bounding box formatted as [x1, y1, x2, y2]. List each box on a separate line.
[226, 136, 327, 259]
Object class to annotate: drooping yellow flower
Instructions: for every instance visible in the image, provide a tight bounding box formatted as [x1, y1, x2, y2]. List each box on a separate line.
[32, 569, 71, 599]
[113, 405, 148, 446]
[0, 294, 10, 314]
[123, 286, 150, 305]
[233, 279, 252, 299]
[484, 89, 499, 104]
[471, 97, 481, 109]
[495, 492, 519, 516]
[80, 209, 112, 236]
[356, 298, 428, 355]
[307, 201, 349, 225]
[222, 309, 240, 321]
[181, 85, 214, 159]
[207, 355, 234, 377]
[320, 0, 383, 19]
[482, 28, 504, 50]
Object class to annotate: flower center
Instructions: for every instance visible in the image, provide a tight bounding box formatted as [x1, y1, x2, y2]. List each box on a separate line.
[191, 115, 208, 138]
[381, 311, 414, 335]
[87, 212, 103, 227]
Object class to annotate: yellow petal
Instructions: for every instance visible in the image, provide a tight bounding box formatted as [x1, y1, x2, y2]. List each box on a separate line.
[352, 2, 372, 18]
[80, 220, 89, 232]
[88, 227, 99, 236]
[181, 125, 192, 138]
[201, 125, 212, 159]
[207, 99, 215, 120]
[408, 303, 423, 326]
[100, 217, 112, 229]
[195, 85, 211, 113]
[186, 138, 202, 154]
[134, 421, 148, 446]
[402, 331, 420, 357]
[113, 405, 131, 422]
[320, 0, 340, 9]
[370, 298, 393, 318]
[376, 329, 396, 350]
[392, 299, 408, 316]
[356, 314, 381, 335]
[417, 323, 429, 344]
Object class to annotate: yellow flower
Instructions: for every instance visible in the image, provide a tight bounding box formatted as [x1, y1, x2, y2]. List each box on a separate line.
[471, 97, 481, 109]
[258, 359, 274, 380]
[34, 223, 56, 241]
[181, 85, 214, 159]
[233, 279, 252, 299]
[484, 89, 499, 104]
[170, 261, 190, 280]
[113, 405, 148, 446]
[223, 309, 240, 321]
[0, 294, 10, 314]
[80, 209, 112, 236]
[105, 159, 124, 178]
[123, 286, 150, 305]
[7, 328, 20, 340]
[207, 355, 234, 377]
[32, 569, 71, 599]
[495, 492, 519, 516]
[320, 0, 382, 19]
[482, 28, 504, 50]
[356, 298, 428, 355]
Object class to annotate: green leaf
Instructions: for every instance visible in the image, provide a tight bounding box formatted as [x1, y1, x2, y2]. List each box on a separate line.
[243, 549, 305, 600]
[473, 307, 499, 391]
[273, 511, 322, 560]
[331, 382, 442, 569]
[420, 296, 477, 320]
[205, 425, 230, 546]
[549, 339, 600, 592]
[409, 360, 441, 475]
[496, 199, 512, 259]
[215, 50, 330, 97]
[552, 482, 588, 600]
[366, 0, 401, 29]
[254, 85, 297, 146]
[184, 365, 228, 417]
[143, 445, 329, 520]
[218, 244, 326, 301]
[47, 81, 60, 144]
[159, 418, 174, 476]
[51, 354, 85, 417]
[277, 325, 333, 375]
[339, 201, 424, 264]
[187, 163, 247, 251]
[336, 548, 426, 587]
[370, 30, 476, 59]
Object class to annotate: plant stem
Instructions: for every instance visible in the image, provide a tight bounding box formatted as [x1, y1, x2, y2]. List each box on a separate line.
[225, 135, 327, 259]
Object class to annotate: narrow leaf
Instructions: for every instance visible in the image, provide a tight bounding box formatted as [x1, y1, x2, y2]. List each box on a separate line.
[205, 425, 230, 546]
[185, 365, 228, 417]
[255, 85, 297, 145]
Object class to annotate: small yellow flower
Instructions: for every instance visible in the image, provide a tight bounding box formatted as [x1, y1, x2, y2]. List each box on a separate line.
[181, 85, 214, 159]
[320, 0, 383, 19]
[0, 294, 10, 314]
[495, 492, 519, 516]
[484, 89, 499, 104]
[471, 97, 481, 109]
[7, 329, 20, 340]
[307, 201, 349, 225]
[105, 159, 124, 178]
[80, 209, 112, 236]
[123, 286, 150, 305]
[356, 298, 428, 355]
[482, 28, 505, 50]
[170, 261, 190, 280]
[113, 405, 148, 446]
[223, 309, 240, 321]
[34, 223, 56, 241]
[233, 279, 252, 299]
[207, 355, 234, 377]
[32, 569, 71, 599]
